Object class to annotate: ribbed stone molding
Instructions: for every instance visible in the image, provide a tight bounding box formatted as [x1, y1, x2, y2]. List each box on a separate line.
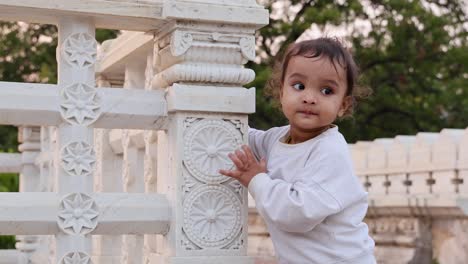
[153, 23, 260, 89]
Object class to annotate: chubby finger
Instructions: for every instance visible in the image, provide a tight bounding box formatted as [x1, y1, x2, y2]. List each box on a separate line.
[228, 153, 245, 170]
[219, 169, 242, 179]
[235, 149, 248, 165]
[242, 145, 256, 162]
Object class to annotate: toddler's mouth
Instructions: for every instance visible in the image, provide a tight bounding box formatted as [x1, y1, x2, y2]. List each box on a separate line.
[298, 110, 318, 115]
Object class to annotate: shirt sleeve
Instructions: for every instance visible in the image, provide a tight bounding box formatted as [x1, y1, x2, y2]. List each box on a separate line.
[248, 127, 267, 161]
[247, 148, 357, 233]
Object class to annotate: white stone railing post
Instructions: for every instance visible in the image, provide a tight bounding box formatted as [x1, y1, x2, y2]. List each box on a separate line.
[55, 17, 97, 262]
[121, 58, 147, 264]
[16, 126, 41, 263]
[92, 76, 124, 264]
[150, 2, 268, 262]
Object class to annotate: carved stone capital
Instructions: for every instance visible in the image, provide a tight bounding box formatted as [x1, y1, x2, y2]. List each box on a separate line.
[153, 25, 258, 88]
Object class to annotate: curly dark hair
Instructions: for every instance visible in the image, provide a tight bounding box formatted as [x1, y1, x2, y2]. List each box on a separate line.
[265, 37, 371, 117]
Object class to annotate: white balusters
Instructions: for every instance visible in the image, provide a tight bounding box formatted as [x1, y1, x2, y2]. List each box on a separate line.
[388, 136, 414, 195]
[350, 129, 468, 197]
[367, 138, 393, 195]
[432, 129, 465, 194]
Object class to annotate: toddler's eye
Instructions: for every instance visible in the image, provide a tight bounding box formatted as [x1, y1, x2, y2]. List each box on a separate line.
[292, 83, 305, 90]
[321, 87, 333, 95]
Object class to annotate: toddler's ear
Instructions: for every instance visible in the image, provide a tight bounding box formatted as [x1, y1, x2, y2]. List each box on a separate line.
[338, 96, 353, 117]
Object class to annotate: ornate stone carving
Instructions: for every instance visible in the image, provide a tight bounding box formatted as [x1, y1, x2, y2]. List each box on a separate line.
[367, 217, 418, 236]
[183, 185, 242, 248]
[171, 31, 193, 57]
[239, 36, 255, 61]
[226, 235, 244, 250]
[144, 151, 156, 185]
[59, 251, 92, 264]
[184, 119, 243, 184]
[61, 141, 96, 177]
[181, 235, 199, 250]
[144, 130, 157, 186]
[58, 193, 98, 235]
[60, 83, 101, 126]
[182, 172, 197, 194]
[121, 130, 135, 188]
[61, 32, 97, 68]
[229, 180, 243, 196]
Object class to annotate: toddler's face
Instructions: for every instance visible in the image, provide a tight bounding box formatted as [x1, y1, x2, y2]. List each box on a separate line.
[280, 55, 351, 137]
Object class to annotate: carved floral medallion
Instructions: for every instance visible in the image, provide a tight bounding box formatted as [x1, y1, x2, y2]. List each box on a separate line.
[61, 32, 97, 68]
[61, 141, 95, 177]
[58, 193, 98, 235]
[183, 185, 242, 248]
[59, 251, 92, 264]
[60, 83, 101, 126]
[184, 119, 243, 184]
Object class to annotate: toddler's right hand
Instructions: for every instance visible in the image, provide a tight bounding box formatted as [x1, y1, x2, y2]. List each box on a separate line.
[219, 145, 267, 187]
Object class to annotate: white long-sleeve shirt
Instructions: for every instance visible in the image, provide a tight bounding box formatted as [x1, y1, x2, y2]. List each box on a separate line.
[248, 125, 375, 264]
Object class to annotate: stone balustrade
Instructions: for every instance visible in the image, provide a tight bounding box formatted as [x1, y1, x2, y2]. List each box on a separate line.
[0, 1, 269, 263]
[351, 128, 468, 198]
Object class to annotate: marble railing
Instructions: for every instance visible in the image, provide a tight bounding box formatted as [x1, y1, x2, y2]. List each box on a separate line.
[349, 128, 468, 210]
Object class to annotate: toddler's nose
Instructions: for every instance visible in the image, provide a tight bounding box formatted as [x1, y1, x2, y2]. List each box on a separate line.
[302, 91, 317, 104]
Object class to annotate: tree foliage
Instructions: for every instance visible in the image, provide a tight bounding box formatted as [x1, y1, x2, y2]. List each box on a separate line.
[249, 0, 468, 142]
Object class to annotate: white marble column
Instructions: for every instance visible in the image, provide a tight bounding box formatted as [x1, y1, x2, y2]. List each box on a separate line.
[55, 17, 98, 262]
[151, 8, 267, 261]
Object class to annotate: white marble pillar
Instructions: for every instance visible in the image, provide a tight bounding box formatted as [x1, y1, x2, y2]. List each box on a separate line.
[55, 17, 98, 262]
[151, 17, 263, 263]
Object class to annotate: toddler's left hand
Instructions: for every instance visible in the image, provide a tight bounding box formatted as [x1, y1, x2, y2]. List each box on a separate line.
[219, 145, 266, 187]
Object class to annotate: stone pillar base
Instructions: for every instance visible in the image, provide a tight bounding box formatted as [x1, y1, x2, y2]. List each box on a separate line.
[149, 255, 254, 264]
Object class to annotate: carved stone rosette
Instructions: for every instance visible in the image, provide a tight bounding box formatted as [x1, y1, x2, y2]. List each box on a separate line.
[183, 184, 242, 248]
[61, 141, 96, 177]
[59, 83, 101, 126]
[183, 119, 243, 184]
[61, 32, 98, 68]
[59, 251, 93, 264]
[57, 193, 99, 235]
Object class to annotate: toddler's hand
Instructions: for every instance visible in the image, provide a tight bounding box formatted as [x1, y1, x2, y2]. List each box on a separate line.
[219, 145, 267, 187]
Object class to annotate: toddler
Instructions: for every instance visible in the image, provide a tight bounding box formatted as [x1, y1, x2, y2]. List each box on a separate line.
[220, 38, 376, 264]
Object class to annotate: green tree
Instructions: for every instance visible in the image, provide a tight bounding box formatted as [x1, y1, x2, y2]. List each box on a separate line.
[0, 21, 118, 248]
[249, 0, 468, 142]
